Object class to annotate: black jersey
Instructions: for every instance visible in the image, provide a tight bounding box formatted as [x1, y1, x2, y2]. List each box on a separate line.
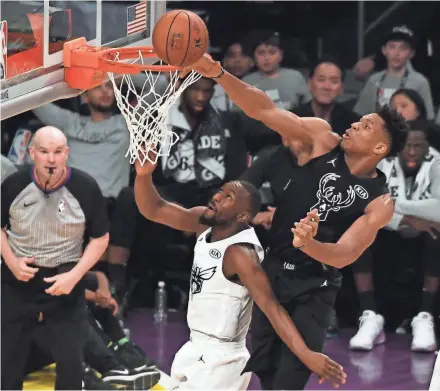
[268, 144, 389, 269]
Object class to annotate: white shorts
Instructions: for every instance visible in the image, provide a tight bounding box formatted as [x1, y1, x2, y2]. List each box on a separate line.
[430, 353, 440, 390]
[170, 333, 251, 390]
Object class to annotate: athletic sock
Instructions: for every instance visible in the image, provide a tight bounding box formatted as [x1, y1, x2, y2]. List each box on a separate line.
[359, 290, 377, 312]
[421, 290, 435, 314]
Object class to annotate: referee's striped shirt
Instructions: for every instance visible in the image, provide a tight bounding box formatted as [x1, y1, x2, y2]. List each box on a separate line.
[1, 166, 109, 268]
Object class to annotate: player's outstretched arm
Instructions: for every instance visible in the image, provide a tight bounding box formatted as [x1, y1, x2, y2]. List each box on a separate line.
[134, 152, 207, 234]
[293, 194, 394, 268]
[224, 245, 347, 388]
[184, 54, 339, 150]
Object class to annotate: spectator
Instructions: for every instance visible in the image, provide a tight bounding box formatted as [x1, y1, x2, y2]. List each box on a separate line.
[24, 271, 159, 390]
[86, 272, 156, 371]
[390, 88, 428, 121]
[32, 81, 130, 200]
[242, 30, 311, 111]
[1, 155, 17, 183]
[349, 120, 440, 352]
[211, 41, 254, 113]
[390, 89, 440, 151]
[1, 126, 109, 390]
[354, 25, 435, 119]
[292, 56, 360, 136]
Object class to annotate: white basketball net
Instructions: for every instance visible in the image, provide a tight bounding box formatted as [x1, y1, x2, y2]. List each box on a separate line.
[107, 51, 201, 165]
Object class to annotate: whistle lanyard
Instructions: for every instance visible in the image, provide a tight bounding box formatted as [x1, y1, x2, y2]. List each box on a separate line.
[375, 69, 409, 110]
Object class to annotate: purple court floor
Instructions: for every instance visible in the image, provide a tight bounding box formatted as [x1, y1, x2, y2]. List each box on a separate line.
[126, 308, 435, 390]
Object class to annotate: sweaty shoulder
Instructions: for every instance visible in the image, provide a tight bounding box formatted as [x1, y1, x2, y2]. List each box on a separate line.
[301, 117, 341, 151]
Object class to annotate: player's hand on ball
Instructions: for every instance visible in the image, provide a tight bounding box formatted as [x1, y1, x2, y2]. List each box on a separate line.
[305, 352, 347, 388]
[291, 209, 320, 248]
[180, 53, 222, 79]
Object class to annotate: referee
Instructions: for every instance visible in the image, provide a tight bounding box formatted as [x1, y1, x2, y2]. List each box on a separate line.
[1, 126, 109, 390]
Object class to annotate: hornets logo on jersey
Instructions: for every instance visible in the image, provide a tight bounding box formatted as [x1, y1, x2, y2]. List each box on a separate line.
[190, 265, 216, 296]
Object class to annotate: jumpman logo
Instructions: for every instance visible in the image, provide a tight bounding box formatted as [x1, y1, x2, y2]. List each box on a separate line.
[198, 355, 205, 364]
[327, 157, 337, 167]
[321, 280, 328, 288]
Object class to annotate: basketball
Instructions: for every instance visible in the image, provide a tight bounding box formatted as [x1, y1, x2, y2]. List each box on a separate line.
[152, 10, 209, 67]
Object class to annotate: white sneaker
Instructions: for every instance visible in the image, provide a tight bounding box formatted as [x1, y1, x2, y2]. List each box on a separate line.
[349, 310, 385, 350]
[411, 312, 437, 352]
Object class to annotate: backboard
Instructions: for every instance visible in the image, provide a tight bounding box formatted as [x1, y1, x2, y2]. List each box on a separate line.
[0, 0, 167, 120]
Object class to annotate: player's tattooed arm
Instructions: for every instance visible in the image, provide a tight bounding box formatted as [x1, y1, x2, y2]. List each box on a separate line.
[295, 194, 394, 268]
[223, 244, 347, 388]
[134, 149, 207, 235]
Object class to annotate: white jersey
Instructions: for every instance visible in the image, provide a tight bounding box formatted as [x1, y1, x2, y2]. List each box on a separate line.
[187, 227, 264, 343]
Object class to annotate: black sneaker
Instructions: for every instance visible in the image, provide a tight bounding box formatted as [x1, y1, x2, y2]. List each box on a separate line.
[125, 341, 157, 369]
[110, 342, 156, 371]
[101, 366, 161, 389]
[83, 365, 117, 390]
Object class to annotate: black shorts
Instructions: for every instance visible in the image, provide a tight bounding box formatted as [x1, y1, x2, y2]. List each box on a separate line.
[243, 256, 342, 390]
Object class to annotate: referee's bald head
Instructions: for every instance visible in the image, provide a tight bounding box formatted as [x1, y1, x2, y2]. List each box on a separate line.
[31, 126, 67, 148]
[29, 126, 69, 177]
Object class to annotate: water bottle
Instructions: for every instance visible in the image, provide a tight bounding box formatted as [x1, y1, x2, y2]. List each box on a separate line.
[154, 281, 167, 323]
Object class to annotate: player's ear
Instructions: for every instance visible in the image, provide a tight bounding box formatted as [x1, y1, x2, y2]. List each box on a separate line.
[237, 211, 250, 224]
[373, 141, 387, 156]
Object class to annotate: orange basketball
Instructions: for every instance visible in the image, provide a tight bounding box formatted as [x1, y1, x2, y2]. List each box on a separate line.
[152, 10, 209, 67]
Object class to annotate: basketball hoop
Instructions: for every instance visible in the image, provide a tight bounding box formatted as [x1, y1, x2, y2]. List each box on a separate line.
[64, 38, 201, 165]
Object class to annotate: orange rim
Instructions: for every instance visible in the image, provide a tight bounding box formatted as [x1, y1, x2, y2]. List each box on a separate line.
[64, 38, 183, 90]
[100, 46, 181, 73]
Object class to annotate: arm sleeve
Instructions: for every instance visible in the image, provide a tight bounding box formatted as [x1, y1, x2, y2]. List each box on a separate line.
[1, 170, 30, 229]
[85, 179, 110, 239]
[394, 159, 440, 223]
[33, 103, 79, 132]
[1, 178, 13, 229]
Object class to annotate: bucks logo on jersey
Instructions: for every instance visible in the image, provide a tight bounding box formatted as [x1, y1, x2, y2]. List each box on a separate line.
[190, 264, 216, 296]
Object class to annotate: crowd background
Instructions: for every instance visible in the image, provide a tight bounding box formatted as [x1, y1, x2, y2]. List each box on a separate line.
[2, 1, 440, 385]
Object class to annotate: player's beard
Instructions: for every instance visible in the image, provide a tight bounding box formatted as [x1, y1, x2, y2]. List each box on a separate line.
[198, 212, 223, 227]
[88, 101, 115, 114]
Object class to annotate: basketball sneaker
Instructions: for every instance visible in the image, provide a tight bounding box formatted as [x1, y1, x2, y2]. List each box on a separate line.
[83, 365, 117, 390]
[349, 310, 385, 350]
[109, 340, 156, 371]
[101, 366, 161, 389]
[411, 312, 437, 352]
